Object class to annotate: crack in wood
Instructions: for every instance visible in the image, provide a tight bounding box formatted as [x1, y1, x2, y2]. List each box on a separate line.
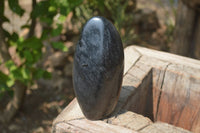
[155, 63, 171, 121]
[137, 123, 152, 131]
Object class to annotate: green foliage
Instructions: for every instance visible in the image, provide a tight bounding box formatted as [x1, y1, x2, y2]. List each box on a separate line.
[74, 0, 136, 44]
[8, 0, 25, 16]
[0, 64, 12, 98]
[52, 42, 68, 52]
[0, 71, 9, 85]
[51, 24, 63, 37]
[0, 0, 83, 98]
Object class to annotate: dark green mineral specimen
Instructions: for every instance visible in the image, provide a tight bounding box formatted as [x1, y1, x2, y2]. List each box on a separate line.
[73, 16, 124, 120]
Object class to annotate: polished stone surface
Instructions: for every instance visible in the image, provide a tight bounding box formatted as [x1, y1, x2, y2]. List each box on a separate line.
[73, 16, 124, 120]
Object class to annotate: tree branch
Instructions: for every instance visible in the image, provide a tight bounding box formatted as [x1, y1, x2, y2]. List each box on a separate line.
[27, 0, 37, 38]
[0, 23, 11, 63]
[0, 81, 26, 123]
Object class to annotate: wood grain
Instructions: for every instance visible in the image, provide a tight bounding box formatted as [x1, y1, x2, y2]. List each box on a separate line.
[67, 119, 138, 133]
[123, 46, 141, 75]
[156, 64, 200, 132]
[53, 118, 138, 133]
[52, 45, 200, 133]
[140, 122, 192, 133]
[105, 111, 152, 131]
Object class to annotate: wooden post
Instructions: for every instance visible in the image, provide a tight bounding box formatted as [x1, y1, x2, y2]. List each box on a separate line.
[52, 45, 200, 133]
[171, 0, 200, 59]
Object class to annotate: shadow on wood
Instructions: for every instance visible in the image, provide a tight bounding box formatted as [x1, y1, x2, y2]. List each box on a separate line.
[52, 45, 200, 133]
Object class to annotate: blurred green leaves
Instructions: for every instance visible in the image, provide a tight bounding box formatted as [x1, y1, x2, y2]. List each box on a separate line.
[0, 0, 84, 97]
[32, 1, 50, 18]
[33, 68, 51, 80]
[8, 0, 25, 16]
[74, 0, 136, 44]
[52, 24, 63, 36]
[0, 71, 9, 84]
[52, 42, 68, 52]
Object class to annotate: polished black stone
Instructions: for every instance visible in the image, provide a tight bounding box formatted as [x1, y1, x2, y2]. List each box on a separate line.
[73, 16, 124, 120]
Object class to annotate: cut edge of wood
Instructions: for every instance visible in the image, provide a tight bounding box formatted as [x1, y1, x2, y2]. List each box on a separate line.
[124, 46, 141, 75]
[52, 98, 84, 125]
[132, 45, 200, 69]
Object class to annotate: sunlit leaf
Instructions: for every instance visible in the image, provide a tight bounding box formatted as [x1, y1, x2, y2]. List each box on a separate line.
[58, 15, 66, 23]
[6, 79, 15, 87]
[51, 42, 68, 52]
[20, 37, 43, 50]
[21, 67, 30, 79]
[48, 6, 56, 12]
[5, 60, 17, 71]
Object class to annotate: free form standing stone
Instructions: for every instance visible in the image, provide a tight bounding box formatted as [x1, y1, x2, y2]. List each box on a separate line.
[73, 16, 124, 120]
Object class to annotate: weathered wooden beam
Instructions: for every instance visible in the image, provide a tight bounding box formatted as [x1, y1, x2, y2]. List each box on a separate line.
[52, 45, 200, 133]
[140, 122, 191, 133]
[171, 0, 200, 59]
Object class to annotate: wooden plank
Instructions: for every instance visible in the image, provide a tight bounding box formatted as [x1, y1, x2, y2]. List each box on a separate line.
[137, 56, 170, 121]
[140, 122, 192, 133]
[133, 45, 200, 69]
[156, 64, 200, 132]
[122, 63, 152, 115]
[67, 119, 138, 133]
[124, 46, 141, 75]
[53, 122, 91, 133]
[52, 99, 150, 133]
[53, 98, 84, 125]
[52, 99, 192, 133]
[105, 111, 152, 131]
[53, 118, 138, 133]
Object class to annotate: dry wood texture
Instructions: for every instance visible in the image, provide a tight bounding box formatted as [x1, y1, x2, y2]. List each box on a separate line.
[53, 45, 200, 133]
